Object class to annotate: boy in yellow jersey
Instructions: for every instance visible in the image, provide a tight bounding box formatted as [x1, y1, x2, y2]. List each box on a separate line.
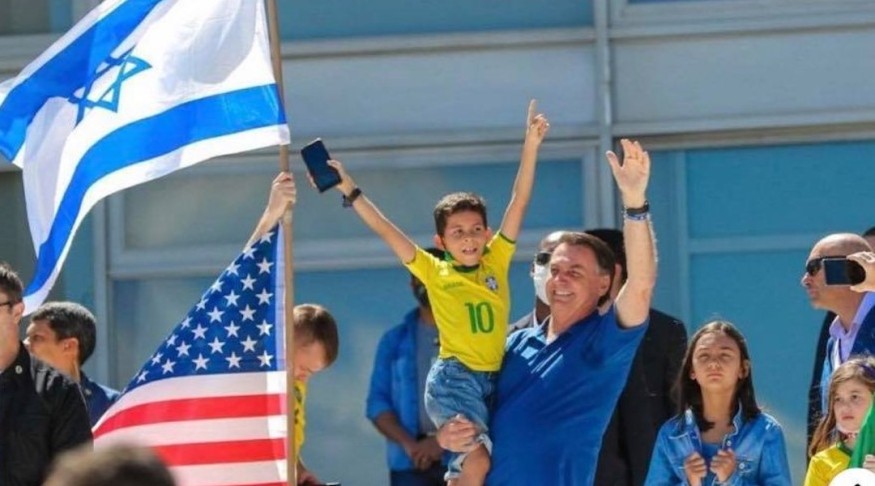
[323, 100, 549, 485]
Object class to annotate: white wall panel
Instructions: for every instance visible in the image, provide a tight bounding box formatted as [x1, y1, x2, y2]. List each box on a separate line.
[613, 27, 875, 134]
[280, 42, 598, 141]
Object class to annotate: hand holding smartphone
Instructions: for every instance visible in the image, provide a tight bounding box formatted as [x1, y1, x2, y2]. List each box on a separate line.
[300, 139, 341, 193]
[823, 257, 866, 286]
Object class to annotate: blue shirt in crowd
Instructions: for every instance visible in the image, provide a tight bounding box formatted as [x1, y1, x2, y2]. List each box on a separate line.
[366, 309, 442, 471]
[645, 407, 792, 486]
[80, 372, 120, 426]
[487, 306, 646, 486]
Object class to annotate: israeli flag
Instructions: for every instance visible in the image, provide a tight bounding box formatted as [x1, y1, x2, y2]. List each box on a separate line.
[0, 0, 290, 313]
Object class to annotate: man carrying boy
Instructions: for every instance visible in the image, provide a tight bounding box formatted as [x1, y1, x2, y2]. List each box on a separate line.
[437, 139, 657, 486]
[323, 100, 549, 485]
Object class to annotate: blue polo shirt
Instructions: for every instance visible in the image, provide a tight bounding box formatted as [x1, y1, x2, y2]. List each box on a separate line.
[81, 372, 120, 426]
[486, 306, 646, 486]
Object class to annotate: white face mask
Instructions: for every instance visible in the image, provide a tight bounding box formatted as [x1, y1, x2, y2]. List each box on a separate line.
[532, 264, 550, 305]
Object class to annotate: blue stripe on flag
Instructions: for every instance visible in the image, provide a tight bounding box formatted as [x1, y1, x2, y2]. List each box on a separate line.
[24, 83, 286, 297]
[0, 0, 165, 161]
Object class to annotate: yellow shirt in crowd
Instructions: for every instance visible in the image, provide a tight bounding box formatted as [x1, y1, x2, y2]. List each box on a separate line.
[804, 442, 851, 486]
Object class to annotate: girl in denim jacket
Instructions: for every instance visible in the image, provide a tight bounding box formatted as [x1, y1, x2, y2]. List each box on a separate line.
[645, 321, 792, 486]
[805, 356, 875, 485]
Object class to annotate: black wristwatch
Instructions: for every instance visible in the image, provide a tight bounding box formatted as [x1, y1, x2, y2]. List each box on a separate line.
[623, 200, 650, 220]
[342, 187, 362, 208]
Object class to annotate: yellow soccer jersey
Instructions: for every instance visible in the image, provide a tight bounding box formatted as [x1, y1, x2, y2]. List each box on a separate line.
[293, 380, 306, 460]
[405, 233, 515, 371]
[803, 442, 851, 486]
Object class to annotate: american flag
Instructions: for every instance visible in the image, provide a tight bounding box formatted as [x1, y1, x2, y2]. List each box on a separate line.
[93, 226, 295, 486]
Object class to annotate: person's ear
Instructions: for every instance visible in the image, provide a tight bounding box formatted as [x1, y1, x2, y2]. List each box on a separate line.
[433, 234, 445, 251]
[62, 337, 79, 355]
[739, 360, 750, 379]
[598, 272, 611, 295]
[485, 226, 493, 240]
[11, 301, 24, 322]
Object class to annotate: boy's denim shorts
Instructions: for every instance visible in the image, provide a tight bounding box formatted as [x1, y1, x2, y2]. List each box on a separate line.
[424, 357, 497, 480]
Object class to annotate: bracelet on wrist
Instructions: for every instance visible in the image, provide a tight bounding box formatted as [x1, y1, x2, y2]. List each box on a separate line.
[342, 187, 362, 208]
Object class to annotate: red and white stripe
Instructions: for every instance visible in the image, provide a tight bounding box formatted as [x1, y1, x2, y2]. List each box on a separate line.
[93, 371, 288, 486]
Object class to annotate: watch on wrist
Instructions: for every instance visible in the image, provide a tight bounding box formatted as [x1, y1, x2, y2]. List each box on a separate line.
[623, 200, 650, 220]
[342, 187, 362, 208]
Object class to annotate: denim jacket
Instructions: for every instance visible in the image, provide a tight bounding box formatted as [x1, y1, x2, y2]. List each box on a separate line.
[644, 408, 792, 486]
[365, 309, 426, 471]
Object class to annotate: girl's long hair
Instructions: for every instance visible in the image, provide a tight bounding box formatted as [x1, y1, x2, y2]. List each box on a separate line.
[809, 356, 875, 457]
[675, 320, 760, 432]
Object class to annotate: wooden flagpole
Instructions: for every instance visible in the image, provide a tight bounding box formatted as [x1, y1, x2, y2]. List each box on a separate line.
[264, 1, 297, 485]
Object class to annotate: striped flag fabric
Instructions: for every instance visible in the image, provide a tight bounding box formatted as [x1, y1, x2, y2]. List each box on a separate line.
[93, 226, 294, 486]
[0, 0, 290, 313]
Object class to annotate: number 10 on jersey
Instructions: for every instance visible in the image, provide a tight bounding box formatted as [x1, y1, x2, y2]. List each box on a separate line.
[465, 302, 495, 334]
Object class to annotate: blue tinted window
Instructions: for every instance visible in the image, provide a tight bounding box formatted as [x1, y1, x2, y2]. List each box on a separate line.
[686, 141, 875, 239]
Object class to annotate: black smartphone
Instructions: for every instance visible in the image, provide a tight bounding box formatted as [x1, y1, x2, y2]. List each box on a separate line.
[300, 139, 341, 193]
[823, 257, 866, 286]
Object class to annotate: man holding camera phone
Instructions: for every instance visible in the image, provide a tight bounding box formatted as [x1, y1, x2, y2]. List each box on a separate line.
[802, 233, 875, 414]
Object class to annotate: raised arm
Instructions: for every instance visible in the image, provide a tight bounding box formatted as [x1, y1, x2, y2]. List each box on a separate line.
[246, 172, 296, 248]
[608, 139, 657, 328]
[498, 99, 550, 241]
[328, 159, 417, 263]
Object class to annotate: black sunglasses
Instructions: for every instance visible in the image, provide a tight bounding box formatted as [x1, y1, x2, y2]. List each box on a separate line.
[534, 251, 552, 266]
[805, 255, 844, 277]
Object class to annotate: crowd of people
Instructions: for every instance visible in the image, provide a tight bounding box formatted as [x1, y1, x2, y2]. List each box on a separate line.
[3, 100, 875, 486]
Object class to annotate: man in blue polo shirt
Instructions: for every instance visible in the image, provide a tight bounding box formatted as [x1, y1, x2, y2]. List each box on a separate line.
[437, 139, 656, 486]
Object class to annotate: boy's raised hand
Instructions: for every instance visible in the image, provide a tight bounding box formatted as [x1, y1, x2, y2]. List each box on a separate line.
[606, 138, 650, 208]
[525, 99, 550, 147]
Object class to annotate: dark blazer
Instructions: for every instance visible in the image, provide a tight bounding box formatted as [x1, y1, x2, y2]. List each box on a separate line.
[807, 311, 833, 455]
[595, 308, 687, 486]
[509, 308, 687, 486]
[0, 344, 92, 486]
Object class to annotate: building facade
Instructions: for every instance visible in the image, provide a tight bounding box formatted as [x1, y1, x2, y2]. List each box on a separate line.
[3, 0, 875, 483]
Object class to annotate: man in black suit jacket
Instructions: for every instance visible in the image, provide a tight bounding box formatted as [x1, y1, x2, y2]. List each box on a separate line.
[510, 229, 687, 486]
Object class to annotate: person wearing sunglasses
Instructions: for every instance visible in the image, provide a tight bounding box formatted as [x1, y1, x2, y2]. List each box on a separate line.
[507, 231, 566, 334]
[806, 227, 875, 456]
[0, 263, 92, 486]
[802, 233, 875, 435]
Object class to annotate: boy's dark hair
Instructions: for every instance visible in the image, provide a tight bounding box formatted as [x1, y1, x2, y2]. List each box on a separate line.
[0, 262, 23, 304]
[433, 192, 488, 236]
[864, 226, 875, 238]
[675, 320, 760, 433]
[44, 444, 176, 486]
[30, 302, 97, 366]
[293, 304, 339, 366]
[555, 232, 616, 306]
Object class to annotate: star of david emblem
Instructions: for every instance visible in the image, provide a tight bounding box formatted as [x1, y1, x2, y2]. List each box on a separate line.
[68, 47, 152, 124]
